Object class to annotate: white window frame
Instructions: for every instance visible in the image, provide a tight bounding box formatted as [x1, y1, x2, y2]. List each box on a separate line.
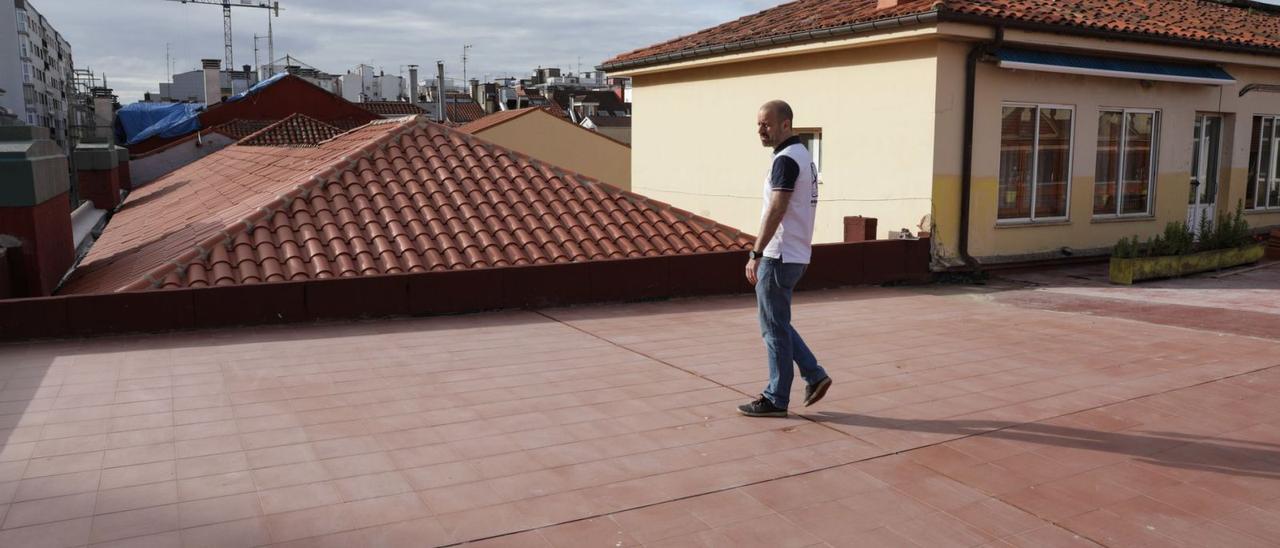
[1248, 114, 1280, 211]
[796, 128, 822, 183]
[1094, 107, 1161, 218]
[997, 102, 1076, 223]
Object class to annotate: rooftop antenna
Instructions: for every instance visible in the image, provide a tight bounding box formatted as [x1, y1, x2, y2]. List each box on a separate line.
[462, 44, 472, 94]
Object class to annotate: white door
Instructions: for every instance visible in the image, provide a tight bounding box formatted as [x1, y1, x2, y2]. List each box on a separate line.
[1188, 114, 1222, 236]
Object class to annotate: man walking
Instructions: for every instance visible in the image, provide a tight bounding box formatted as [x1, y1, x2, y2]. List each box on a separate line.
[738, 100, 832, 418]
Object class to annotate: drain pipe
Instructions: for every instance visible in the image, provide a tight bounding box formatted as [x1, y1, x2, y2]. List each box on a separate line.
[958, 27, 1003, 270]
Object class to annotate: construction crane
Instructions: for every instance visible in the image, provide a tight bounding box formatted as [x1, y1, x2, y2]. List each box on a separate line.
[165, 1, 281, 74]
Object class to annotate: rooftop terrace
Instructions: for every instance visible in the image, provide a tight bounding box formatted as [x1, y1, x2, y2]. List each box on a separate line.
[0, 261, 1278, 546]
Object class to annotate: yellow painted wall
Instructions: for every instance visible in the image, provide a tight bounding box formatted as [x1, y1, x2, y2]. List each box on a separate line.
[630, 40, 941, 240]
[931, 39, 1280, 266]
[473, 109, 632, 191]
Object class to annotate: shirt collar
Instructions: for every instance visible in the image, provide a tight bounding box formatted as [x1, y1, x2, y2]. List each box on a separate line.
[773, 135, 802, 154]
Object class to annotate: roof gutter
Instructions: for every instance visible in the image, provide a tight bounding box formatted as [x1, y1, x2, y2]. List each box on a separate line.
[598, 11, 940, 72]
[937, 11, 1280, 61]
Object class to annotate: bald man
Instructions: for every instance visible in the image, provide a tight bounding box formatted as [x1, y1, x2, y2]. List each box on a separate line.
[738, 100, 831, 418]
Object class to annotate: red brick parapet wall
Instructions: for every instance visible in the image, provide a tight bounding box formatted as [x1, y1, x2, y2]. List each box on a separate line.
[0, 239, 929, 342]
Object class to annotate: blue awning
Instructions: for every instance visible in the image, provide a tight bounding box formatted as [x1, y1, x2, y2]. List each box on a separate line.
[995, 48, 1235, 86]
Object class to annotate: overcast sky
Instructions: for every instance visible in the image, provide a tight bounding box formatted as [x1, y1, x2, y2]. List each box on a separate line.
[34, 0, 1280, 103]
[33, 0, 781, 103]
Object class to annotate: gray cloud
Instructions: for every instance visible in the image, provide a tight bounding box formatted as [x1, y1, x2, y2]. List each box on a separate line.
[34, 0, 780, 102]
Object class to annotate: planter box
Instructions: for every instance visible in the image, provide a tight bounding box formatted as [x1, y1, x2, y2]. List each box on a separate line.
[1110, 244, 1265, 285]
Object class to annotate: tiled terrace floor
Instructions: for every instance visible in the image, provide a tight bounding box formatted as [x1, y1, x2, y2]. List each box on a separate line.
[1, 264, 1279, 547]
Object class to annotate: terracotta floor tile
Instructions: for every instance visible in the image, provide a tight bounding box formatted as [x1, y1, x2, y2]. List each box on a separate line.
[89, 530, 181, 548]
[176, 471, 255, 502]
[539, 516, 639, 547]
[3, 491, 96, 529]
[402, 461, 483, 491]
[435, 502, 530, 544]
[332, 471, 413, 502]
[90, 504, 180, 544]
[363, 516, 451, 547]
[94, 481, 179, 515]
[24, 451, 104, 478]
[175, 452, 249, 480]
[672, 487, 771, 530]
[179, 517, 270, 548]
[100, 461, 176, 490]
[12, 469, 101, 502]
[263, 503, 355, 543]
[0, 516, 92, 548]
[321, 451, 397, 479]
[177, 492, 261, 528]
[257, 481, 342, 515]
[418, 480, 507, 514]
[458, 529, 552, 548]
[610, 499, 708, 544]
[712, 512, 820, 548]
[888, 511, 995, 548]
[251, 461, 331, 490]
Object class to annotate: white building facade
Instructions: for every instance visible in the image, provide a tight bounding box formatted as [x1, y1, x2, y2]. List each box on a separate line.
[0, 0, 75, 150]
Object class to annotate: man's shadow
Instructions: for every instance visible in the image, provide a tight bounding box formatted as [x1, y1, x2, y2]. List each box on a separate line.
[811, 412, 1280, 480]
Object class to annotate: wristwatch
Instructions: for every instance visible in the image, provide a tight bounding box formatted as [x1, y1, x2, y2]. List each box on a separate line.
[748, 249, 763, 260]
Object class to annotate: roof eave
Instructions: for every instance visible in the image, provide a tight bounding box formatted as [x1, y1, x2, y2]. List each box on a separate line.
[598, 10, 941, 73]
[938, 10, 1280, 60]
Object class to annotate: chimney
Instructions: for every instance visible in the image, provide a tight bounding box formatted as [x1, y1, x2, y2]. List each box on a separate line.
[470, 79, 480, 103]
[0, 126, 74, 297]
[201, 58, 222, 105]
[876, 0, 899, 8]
[436, 61, 446, 123]
[89, 87, 116, 143]
[408, 65, 419, 104]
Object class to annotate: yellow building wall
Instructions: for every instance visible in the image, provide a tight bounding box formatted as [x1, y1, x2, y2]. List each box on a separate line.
[473, 110, 632, 191]
[630, 41, 941, 240]
[932, 39, 1280, 266]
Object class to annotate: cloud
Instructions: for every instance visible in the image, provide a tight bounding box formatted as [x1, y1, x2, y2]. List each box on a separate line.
[32, 0, 779, 102]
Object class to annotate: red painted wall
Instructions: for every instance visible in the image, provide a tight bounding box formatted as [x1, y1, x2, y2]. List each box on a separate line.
[0, 194, 74, 297]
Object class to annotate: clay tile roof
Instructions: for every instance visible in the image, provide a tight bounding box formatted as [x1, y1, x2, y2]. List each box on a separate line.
[238, 113, 346, 147]
[60, 116, 752, 295]
[602, 0, 1280, 70]
[445, 101, 487, 124]
[458, 107, 544, 134]
[209, 119, 278, 140]
[361, 101, 427, 116]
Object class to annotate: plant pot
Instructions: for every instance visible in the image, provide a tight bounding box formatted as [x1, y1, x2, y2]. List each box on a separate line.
[1109, 244, 1266, 285]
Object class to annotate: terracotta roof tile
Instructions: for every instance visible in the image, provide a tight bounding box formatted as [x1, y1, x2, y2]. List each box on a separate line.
[445, 101, 487, 123]
[361, 101, 427, 116]
[602, 0, 1280, 70]
[238, 114, 347, 147]
[60, 116, 752, 294]
[208, 119, 277, 140]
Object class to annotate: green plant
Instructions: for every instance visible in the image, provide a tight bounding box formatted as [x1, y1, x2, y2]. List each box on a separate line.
[1112, 235, 1136, 259]
[1197, 200, 1253, 252]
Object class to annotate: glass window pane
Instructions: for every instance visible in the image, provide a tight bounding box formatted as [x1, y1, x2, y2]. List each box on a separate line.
[1189, 117, 1202, 205]
[1121, 112, 1156, 215]
[999, 106, 1035, 219]
[1248, 117, 1263, 209]
[1260, 118, 1273, 209]
[1269, 120, 1280, 208]
[1035, 108, 1071, 218]
[1203, 116, 1220, 205]
[1095, 111, 1123, 215]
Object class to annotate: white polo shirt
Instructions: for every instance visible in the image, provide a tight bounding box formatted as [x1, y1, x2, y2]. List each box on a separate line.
[761, 136, 819, 264]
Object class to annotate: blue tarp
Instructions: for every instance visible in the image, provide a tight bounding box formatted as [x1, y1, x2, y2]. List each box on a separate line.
[118, 102, 204, 145]
[226, 72, 286, 104]
[995, 48, 1235, 84]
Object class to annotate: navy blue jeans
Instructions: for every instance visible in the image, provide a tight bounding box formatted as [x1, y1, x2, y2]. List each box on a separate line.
[756, 257, 827, 409]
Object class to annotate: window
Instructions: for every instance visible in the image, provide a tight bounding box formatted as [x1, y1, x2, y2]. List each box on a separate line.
[1095, 109, 1160, 216]
[998, 104, 1074, 220]
[1247, 115, 1280, 210]
[796, 129, 822, 180]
